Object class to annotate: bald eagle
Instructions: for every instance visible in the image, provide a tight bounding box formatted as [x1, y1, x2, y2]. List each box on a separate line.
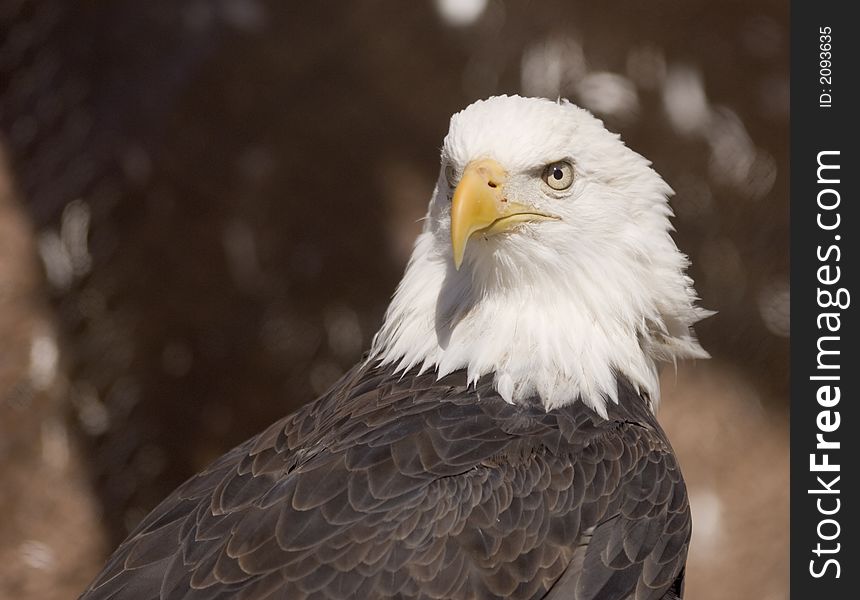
[80, 96, 709, 600]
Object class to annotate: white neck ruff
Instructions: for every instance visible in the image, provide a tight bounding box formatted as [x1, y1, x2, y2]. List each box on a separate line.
[369, 224, 710, 418]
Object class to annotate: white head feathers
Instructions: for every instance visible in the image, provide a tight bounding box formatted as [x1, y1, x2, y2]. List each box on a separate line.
[370, 95, 710, 417]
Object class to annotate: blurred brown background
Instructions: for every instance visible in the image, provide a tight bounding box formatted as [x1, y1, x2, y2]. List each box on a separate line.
[0, 1, 787, 598]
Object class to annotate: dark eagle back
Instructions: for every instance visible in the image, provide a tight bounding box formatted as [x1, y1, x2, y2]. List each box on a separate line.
[80, 363, 691, 600]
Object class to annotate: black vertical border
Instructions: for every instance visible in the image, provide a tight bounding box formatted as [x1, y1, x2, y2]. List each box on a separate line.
[791, 2, 858, 597]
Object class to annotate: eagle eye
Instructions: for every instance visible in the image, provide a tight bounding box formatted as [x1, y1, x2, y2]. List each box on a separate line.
[541, 161, 574, 191]
[445, 165, 458, 188]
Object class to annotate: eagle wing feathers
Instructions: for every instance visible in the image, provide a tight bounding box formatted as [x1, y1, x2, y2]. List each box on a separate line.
[80, 366, 690, 600]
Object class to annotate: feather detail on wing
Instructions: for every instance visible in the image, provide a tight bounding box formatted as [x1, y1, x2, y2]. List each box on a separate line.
[80, 365, 690, 600]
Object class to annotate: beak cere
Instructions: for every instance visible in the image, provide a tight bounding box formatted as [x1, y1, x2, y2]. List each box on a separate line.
[450, 159, 508, 270]
[450, 158, 558, 270]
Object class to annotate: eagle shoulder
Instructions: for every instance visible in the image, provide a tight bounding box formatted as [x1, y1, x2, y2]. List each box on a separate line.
[80, 367, 690, 600]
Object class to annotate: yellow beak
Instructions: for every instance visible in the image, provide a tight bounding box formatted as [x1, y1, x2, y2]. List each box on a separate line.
[450, 158, 557, 270]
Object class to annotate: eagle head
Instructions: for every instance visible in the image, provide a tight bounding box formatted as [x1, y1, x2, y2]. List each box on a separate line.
[372, 95, 711, 416]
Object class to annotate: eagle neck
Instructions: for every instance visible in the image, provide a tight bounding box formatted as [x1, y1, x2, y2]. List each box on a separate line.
[370, 230, 710, 418]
